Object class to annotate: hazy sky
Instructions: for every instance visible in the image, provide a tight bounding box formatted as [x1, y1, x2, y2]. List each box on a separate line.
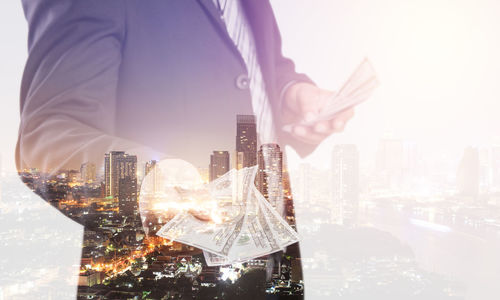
[271, 0, 500, 169]
[2, 0, 500, 171]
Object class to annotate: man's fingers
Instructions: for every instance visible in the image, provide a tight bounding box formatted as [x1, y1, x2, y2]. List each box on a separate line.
[292, 125, 329, 144]
[336, 108, 355, 123]
[331, 108, 354, 132]
[288, 108, 355, 142]
[309, 108, 354, 134]
[313, 120, 331, 133]
[296, 86, 330, 118]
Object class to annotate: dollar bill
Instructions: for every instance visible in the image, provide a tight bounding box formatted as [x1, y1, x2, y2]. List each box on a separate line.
[203, 186, 299, 266]
[253, 186, 299, 247]
[203, 195, 280, 266]
[158, 166, 300, 265]
[203, 250, 231, 266]
[283, 58, 379, 130]
[157, 167, 256, 256]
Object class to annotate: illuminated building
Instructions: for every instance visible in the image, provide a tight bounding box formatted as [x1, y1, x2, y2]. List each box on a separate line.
[331, 144, 359, 226]
[232, 151, 245, 170]
[236, 114, 257, 167]
[296, 163, 311, 206]
[257, 143, 284, 215]
[376, 138, 404, 188]
[209, 151, 230, 181]
[78, 270, 102, 287]
[80, 162, 96, 183]
[104, 151, 138, 215]
[457, 146, 479, 199]
[491, 146, 500, 191]
[144, 160, 159, 194]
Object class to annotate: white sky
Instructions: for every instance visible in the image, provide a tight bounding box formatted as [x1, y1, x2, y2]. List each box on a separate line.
[2, 0, 500, 171]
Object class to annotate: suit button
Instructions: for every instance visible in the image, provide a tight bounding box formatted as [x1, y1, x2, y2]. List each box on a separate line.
[235, 74, 250, 90]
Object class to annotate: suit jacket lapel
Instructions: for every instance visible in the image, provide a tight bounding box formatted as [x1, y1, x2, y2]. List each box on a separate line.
[196, 0, 248, 70]
[196, 0, 226, 32]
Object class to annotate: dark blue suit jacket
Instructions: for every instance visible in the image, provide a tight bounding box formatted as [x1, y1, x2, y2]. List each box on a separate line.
[17, 3, 309, 294]
[17, 0, 314, 174]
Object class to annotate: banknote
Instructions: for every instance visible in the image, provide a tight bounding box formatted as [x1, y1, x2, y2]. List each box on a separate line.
[158, 165, 300, 266]
[283, 58, 379, 129]
[157, 167, 257, 256]
[156, 210, 245, 255]
[202, 214, 278, 266]
[203, 194, 279, 266]
[203, 186, 299, 266]
[222, 190, 280, 262]
[203, 250, 231, 266]
[254, 186, 299, 247]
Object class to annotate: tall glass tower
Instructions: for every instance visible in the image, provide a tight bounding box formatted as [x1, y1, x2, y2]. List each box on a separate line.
[236, 115, 257, 168]
[104, 151, 138, 215]
[209, 151, 230, 181]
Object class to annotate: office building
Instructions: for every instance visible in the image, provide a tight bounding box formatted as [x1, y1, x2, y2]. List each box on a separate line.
[104, 151, 138, 215]
[257, 143, 283, 215]
[457, 146, 479, 199]
[236, 115, 257, 167]
[331, 144, 359, 226]
[209, 151, 230, 181]
[80, 162, 96, 183]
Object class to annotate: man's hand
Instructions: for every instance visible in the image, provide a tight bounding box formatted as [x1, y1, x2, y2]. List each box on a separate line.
[281, 82, 354, 145]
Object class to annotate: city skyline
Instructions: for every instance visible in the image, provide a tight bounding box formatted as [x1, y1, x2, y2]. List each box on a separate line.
[4, 0, 500, 298]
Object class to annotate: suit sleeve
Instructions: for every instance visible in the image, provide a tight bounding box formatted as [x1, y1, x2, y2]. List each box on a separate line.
[267, 6, 319, 158]
[17, 1, 165, 226]
[18, 1, 165, 174]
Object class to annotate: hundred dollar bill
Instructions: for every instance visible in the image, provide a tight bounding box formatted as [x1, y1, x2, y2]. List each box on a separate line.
[158, 165, 300, 264]
[223, 195, 280, 262]
[253, 186, 299, 247]
[156, 210, 245, 255]
[203, 250, 231, 266]
[204, 186, 300, 266]
[203, 197, 280, 266]
[283, 58, 379, 130]
[157, 167, 257, 257]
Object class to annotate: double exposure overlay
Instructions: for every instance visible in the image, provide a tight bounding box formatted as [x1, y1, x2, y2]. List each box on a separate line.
[2, 1, 500, 300]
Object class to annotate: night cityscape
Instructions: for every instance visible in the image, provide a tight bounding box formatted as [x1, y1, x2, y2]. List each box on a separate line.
[0, 116, 499, 299]
[6, 115, 303, 299]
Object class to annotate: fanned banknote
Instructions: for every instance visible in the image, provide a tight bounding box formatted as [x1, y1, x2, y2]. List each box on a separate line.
[203, 186, 299, 266]
[156, 167, 256, 256]
[156, 166, 300, 266]
[283, 58, 379, 130]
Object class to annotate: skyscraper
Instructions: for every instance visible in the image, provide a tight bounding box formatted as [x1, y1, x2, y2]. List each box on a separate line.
[144, 160, 159, 194]
[257, 144, 284, 215]
[296, 163, 311, 205]
[492, 146, 500, 191]
[331, 144, 359, 226]
[457, 146, 479, 199]
[232, 151, 245, 170]
[376, 138, 403, 188]
[236, 115, 257, 167]
[105, 151, 138, 215]
[209, 151, 230, 181]
[80, 162, 96, 183]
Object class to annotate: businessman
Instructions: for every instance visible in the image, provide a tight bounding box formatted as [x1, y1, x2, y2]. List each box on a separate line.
[17, 0, 353, 298]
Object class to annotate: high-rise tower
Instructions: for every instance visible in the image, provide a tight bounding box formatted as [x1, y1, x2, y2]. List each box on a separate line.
[104, 151, 138, 215]
[236, 115, 257, 168]
[457, 146, 479, 199]
[209, 151, 230, 181]
[145, 160, 159, 194]
[80, 162, 96, 183]
[331, 144, 359, 226]
[257, 143, 284, 215]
